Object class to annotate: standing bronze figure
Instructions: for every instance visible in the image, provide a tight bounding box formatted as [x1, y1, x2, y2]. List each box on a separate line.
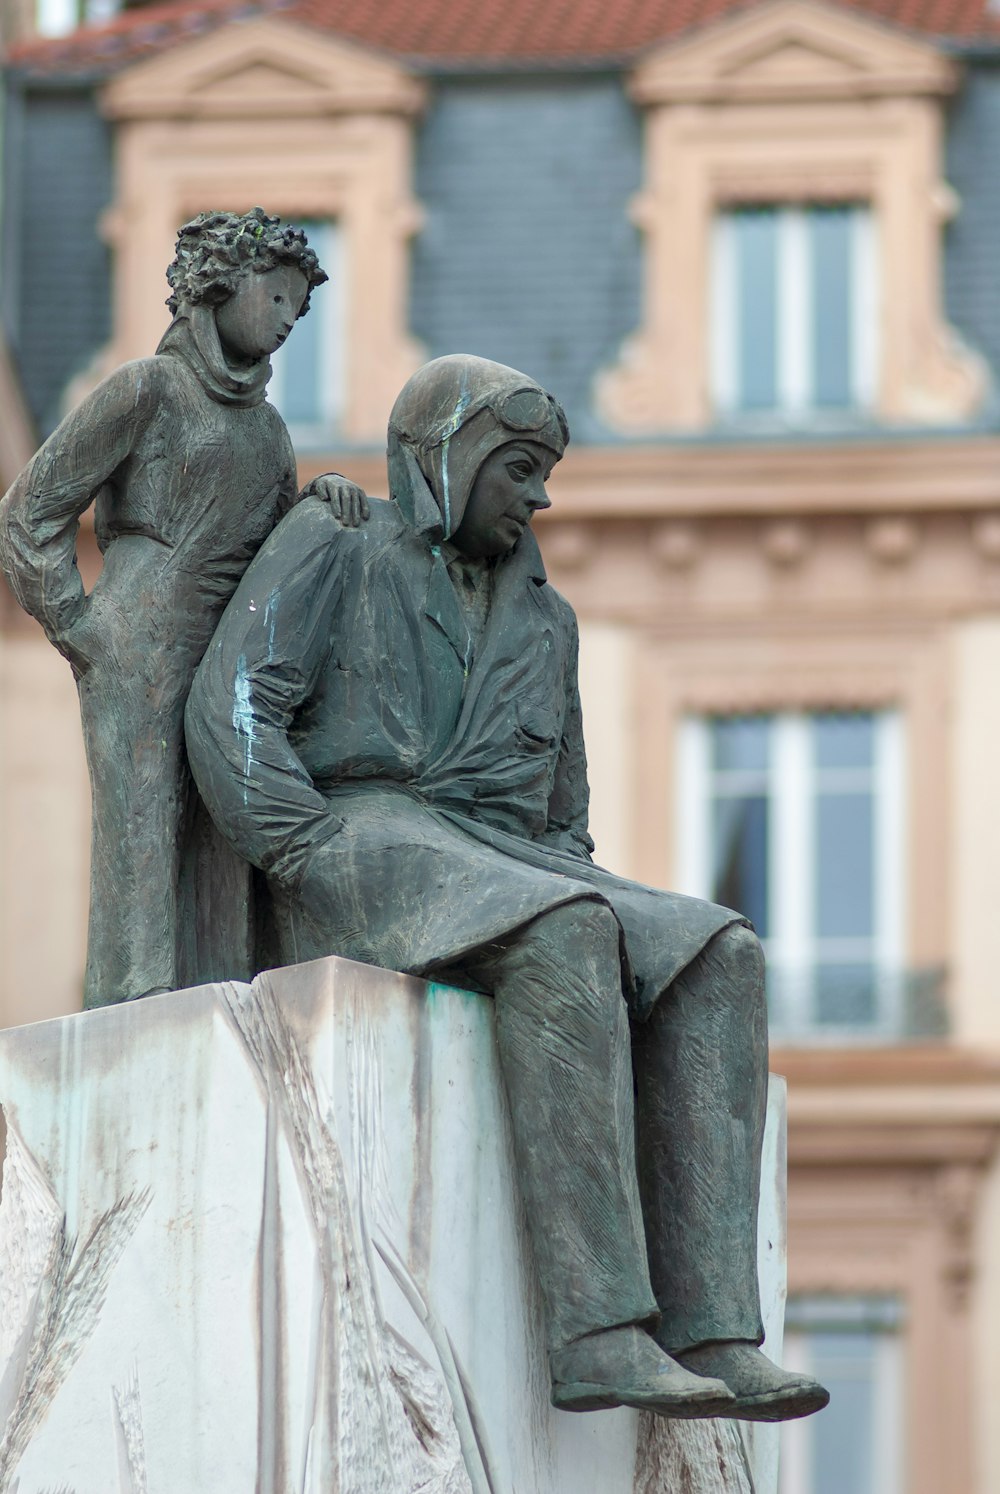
[186, 353, 829, 1422]
[0, 209, 366, 1006]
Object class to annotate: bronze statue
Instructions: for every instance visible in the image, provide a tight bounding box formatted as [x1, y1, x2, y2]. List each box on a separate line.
[0, 209, 367, 1007]
[185, 353, 830, 1422]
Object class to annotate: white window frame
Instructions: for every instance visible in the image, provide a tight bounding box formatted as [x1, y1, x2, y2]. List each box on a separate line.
[37, 0, 118, 34]
[710, 204, 878, 423]
[267, 220, 347, 447]
[676, 710, 906, 1039]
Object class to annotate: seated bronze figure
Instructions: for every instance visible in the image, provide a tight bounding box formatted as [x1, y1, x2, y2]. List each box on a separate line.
[185, 352, 829, 1423]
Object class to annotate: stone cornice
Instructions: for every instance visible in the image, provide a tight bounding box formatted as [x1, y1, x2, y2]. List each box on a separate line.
[299, 435, 1000, 519]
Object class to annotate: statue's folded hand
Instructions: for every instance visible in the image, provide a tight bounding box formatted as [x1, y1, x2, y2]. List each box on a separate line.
[298, 474, 370, 528]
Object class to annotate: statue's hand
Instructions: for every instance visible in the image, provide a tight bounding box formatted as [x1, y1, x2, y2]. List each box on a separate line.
[48, 597, 99, 677]
[299, 473, 370, 528]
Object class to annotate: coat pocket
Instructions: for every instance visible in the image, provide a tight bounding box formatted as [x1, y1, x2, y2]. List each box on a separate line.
[514, 700, 560, 752]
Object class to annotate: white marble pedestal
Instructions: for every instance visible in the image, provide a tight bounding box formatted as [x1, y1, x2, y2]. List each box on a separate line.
[0, 956, 786, 1494]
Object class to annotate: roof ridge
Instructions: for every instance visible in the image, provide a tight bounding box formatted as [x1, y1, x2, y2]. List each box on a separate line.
[7, 0, 1000, 77]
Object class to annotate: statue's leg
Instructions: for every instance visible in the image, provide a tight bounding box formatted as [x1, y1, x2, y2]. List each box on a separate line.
[469, 899, 658, 1351]
[78, 667, 189, 1008]
[469, 900, 737, 1418]
[633, 921, 768, 1354]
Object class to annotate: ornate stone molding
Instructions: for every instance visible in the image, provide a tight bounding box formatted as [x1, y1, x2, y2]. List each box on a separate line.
[97, 18, 427, 443]
[596, 0, 986, 434]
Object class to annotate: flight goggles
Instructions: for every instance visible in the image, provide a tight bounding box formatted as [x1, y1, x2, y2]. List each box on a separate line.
[494, 387, 565, 440]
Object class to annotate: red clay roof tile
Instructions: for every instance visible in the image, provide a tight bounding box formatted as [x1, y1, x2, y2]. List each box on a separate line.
[8, 0, 1000, 75]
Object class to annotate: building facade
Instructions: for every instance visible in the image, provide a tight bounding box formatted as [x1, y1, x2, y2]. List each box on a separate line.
[5, 0, 1000, 1488]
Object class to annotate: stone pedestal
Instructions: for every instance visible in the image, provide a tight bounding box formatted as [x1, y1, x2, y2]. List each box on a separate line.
[0, 956, 786, 1493]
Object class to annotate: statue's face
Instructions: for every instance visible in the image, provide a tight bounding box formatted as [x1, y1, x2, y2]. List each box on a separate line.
[451, 441, 555, 559]
[214, 264, 309, 364]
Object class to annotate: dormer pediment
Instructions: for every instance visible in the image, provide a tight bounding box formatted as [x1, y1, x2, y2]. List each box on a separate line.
[101, 16, 426, 121]
[630, 0, 957, 105]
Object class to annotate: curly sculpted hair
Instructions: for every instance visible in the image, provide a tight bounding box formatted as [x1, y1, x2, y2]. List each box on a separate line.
[165, 207, 329, 317]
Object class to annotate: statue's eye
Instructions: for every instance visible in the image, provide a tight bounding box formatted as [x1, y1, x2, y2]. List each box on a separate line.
[273, 295, 284, 305]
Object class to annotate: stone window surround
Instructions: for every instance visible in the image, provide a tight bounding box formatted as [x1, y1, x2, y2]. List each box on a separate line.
[98, 17, 427, 444]
[596, 0, 986, 435]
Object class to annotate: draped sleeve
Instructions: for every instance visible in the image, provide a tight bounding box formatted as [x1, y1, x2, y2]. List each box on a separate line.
[0, 358, 160, 649]
[185, 498, 351, 887]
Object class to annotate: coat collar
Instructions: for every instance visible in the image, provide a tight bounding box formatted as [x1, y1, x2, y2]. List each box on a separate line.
[418, 523, 548, 669]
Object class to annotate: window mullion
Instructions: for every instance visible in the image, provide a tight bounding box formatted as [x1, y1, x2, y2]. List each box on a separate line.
[851, 205, 878, 411]
[770, 713, 814, 1032]
[710, 213, 738, 415]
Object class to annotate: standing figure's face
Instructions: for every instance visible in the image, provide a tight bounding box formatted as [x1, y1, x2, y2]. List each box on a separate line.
[451, 441, 554, 559]
[214, 264, 309, 364]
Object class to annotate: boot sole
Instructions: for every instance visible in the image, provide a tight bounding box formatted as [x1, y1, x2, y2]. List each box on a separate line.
[726, 1384, 831, 1423]
[552, 1379, 736, 1418]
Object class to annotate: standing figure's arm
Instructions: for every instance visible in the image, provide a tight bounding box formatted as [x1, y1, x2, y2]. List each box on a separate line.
[541, 610, 596, 861]
[185, 499, 349, 888]
[0, 360, 158, 657]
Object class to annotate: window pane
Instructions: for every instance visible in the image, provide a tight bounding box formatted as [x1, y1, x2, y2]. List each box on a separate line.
[269, 219, 338, 431]
[816, 792, 873, 939]
[274, 289, 322, 424]
[816, 963, 876, 1026]
[734, 209, 779, 410]
[810, 1331, 877, 1494]
[814, 712, 874, 770]
[712, 796, 769, 935]
[810, 205, 855, 409]
[712, 715, 769, 773]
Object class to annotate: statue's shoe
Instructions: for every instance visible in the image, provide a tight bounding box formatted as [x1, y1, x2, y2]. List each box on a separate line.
[673, 1342, 830, 1422]
[550, 1325, 735, 1418]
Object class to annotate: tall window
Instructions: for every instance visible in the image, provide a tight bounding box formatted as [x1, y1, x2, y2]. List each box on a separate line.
[268, 220, 346, 448]
[710, 204, 877, 423]
[677, 711, 905, 1039]
[781, 1296, 904, 1494]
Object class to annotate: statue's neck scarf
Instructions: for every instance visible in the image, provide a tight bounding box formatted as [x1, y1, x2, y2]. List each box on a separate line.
[155, 302, 271, 408]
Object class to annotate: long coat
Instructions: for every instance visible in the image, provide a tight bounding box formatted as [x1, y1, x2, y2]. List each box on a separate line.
[0, 314, 297, 1005]
[186, 497, 736, 1016]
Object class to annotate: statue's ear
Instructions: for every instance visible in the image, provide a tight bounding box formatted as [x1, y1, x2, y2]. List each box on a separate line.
[387, 437, 443, 542]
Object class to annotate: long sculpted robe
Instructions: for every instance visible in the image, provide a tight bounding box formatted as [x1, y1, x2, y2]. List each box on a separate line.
[185, 496, 738, 1013]
[0, 307, 298, 1005]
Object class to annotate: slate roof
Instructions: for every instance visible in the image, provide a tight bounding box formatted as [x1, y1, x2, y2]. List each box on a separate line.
[9, 0, 1000, 78]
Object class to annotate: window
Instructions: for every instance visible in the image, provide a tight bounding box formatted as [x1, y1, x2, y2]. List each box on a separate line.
[677, 711, 906, 1038]
[267, 220, 346, 448]
[36, 0, 118, 35]
[710, 204, 878, 423]
[781, 1296, 904, 1494]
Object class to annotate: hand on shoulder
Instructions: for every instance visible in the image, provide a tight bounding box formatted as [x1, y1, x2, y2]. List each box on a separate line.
[298, 473, 370, 528]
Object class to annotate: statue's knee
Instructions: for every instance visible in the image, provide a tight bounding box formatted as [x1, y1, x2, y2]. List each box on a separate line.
[529, 898, 618, 955]
[711, 922, 765, 987]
